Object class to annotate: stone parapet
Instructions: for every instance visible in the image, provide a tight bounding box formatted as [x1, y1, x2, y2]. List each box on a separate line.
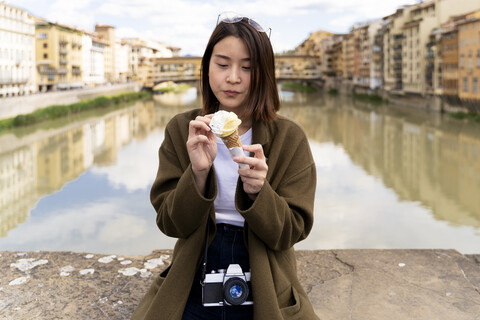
[0, 83, 140, 121]
[1, 249, 479, 319]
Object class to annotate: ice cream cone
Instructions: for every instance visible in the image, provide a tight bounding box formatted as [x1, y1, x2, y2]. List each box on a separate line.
[221, 129, 242, 149]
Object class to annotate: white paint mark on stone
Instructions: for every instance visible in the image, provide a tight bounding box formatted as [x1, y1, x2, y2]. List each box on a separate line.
[98, 297, 108, 304]
[120, 260, 132, 265]
[16, 252, 27, 256]
[398, 263, 406, 267]
[118, 267, 151, 277]
[117, 257, 125, 261]
[11, 258, 48, 272]
[0, 287, 3, 291]
[9, 276, 30, 286]
[14, 307, 21, 311]
[112, 300, 124, 308]
[144, 255, 170, 269]
[446, 292, 452, 297]
[388, 291, 396, 296]
[61, 266, 75, 272]
[98, 255, 116, 263]
[118, 267, 140, 276]
[140, 270, 152, 278]
[85, 254, 94, 259]
[60, 265, 75, 276]
[80, 269, 95, 275]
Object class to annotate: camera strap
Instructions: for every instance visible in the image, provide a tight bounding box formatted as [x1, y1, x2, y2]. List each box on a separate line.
[200, 221, 210, 286]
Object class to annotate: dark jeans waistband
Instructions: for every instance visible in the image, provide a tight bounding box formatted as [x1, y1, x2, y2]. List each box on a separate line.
[216, 223, 244, 232]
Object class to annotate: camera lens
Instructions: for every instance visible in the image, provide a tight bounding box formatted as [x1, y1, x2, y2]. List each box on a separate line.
[223, 277, 249, 305]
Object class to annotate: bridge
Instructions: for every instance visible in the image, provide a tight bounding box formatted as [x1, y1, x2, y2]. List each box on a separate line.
[149, 55, 324, 89]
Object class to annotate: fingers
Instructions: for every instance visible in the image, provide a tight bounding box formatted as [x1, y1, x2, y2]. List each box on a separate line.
[242, 144, 265, 160]
[233, 144, 268, 197]
[234, 155, 267, 171]
[188, 116, 211, 137]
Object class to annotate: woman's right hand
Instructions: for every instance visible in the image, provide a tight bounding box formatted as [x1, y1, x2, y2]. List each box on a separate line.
[186, 115, 217, 194]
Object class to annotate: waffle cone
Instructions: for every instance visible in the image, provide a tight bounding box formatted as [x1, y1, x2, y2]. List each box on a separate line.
[221, 130, 242, 149]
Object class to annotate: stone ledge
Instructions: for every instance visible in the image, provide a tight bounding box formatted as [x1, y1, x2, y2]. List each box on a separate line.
[1, 249, 479, 319]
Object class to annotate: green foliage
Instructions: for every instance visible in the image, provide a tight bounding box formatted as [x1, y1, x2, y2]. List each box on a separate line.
[154, 83, 191, 93]
[328, 88, 339, 95]
[1, 91, 151, 131]
[353, 93, 386, 104]
[281, 82, 317, 93]
[450, 112, 480, 122]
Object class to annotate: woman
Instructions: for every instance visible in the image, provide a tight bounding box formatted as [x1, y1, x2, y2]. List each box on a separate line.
[132, 12, 318, 320]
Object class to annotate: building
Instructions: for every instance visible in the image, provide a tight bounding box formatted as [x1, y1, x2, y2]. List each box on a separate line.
[354, 20, 382, 89]
[457, 10, 480, 103]
[438, 20, 460, 99]
[82, 32, 106, 86]
[344, 34, 356, 81]
[0, 1, 36, 97]
[115, 40, 131, 82]
[401, 1, 438, 95]
[124, 38, 173, 88]
[35, 19, 84, 91]
[95, 24, 116, 83]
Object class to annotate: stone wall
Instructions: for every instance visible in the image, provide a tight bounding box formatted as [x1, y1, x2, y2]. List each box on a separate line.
[1, 249, 479, 319]
[0, 83, 140, 120]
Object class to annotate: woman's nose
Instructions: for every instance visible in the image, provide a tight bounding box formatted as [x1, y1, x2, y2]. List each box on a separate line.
[227, 67, 241, 83]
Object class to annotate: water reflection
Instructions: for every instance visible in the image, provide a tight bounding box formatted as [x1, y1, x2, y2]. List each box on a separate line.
[1, 91, 480, 254]
[279, 96, 480, 230]
[0, 99, 192, 254]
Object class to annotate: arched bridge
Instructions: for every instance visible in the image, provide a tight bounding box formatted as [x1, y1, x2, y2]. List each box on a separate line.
[149, 55, 323, 88]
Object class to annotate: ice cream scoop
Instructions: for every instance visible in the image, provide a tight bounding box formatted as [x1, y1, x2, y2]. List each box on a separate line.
[210, 110, 248, 168]
[210, 111, 241, 136]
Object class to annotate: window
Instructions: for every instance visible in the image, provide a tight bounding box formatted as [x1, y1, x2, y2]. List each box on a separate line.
[473, 78, 478, 93]
[463, 77, 468, 92]
[43, 53, 47, 59]
[43, 43, 47, 48]
[37, 33, 47, 39]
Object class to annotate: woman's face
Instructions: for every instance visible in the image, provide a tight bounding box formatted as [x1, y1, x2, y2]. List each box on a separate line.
[208, 35, 251, 115]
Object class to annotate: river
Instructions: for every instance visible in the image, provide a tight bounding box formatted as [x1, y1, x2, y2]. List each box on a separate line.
[1, 87, 479, 255]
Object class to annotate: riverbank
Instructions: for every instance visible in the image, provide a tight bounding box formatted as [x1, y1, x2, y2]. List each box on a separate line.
[0, 83, 140, 121]
[1, 249, 479, 319]
[0, 91, 151, 131]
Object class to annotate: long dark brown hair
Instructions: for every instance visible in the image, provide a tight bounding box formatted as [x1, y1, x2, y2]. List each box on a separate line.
[200, 18, 279, 121]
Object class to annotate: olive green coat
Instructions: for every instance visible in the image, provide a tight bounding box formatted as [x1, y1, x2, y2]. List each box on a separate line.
[131, 109, 319, 320]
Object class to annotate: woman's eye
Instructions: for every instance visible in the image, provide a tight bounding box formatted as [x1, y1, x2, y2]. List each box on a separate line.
[242, 66, 251, 71]
[217, 63, 228, 68]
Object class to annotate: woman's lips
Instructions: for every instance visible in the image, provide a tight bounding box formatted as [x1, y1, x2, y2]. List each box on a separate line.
[224, 90, 239, 97]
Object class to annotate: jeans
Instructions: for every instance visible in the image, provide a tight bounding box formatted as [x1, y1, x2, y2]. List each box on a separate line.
[182, 224, 253, 320]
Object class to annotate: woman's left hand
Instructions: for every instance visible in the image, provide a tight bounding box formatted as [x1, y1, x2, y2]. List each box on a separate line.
[233, 144, 268, 200]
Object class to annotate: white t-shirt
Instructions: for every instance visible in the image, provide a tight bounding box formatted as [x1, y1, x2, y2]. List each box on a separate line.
[214, 128, 252, 227]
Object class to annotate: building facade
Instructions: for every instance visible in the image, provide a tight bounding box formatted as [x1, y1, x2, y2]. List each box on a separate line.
[95, 24, 116, 83]
[457, 10, 480, 102]
[35, 20, 83, 91]
[0, 1, 36, 97]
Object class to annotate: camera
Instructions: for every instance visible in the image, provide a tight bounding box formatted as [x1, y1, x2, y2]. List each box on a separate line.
[202, 264, 253, 306]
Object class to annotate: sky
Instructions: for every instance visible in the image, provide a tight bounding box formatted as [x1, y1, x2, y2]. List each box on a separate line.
[7, 0, 419, 56]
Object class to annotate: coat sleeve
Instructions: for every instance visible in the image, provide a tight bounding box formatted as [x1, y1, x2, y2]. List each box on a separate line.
[150, 116, 217, 239]
[235, 128, 316, 251]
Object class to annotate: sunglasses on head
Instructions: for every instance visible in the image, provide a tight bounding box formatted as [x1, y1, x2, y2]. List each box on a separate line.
[216, 11, 272, 39]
